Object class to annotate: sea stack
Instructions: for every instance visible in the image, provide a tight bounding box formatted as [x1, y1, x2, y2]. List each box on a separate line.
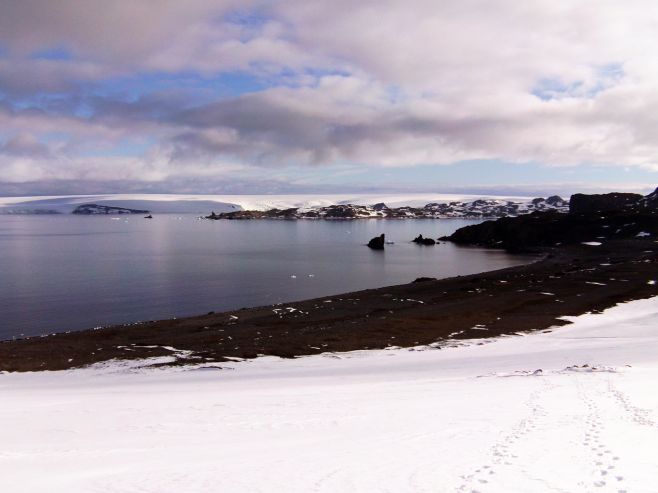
[412, 234, 436, 245]
[367, 234, 385, 249]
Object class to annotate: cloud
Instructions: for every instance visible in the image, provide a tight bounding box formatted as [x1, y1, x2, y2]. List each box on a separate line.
[1, 0, 658, 193]
[0, 133, 52, 158]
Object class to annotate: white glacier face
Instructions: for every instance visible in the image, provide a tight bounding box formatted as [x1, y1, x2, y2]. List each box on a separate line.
[2, 297, 658, 492]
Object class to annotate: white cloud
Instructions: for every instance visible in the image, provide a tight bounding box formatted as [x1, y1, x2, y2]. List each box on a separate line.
[1, 0, 658, 189]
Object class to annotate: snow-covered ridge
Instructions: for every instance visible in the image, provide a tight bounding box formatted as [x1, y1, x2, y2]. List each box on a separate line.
[208, 196, 569, 219]
[0, 193, 534, 214]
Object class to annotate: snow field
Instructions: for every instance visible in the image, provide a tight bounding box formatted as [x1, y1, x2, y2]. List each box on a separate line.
[2, 297, 658, 492]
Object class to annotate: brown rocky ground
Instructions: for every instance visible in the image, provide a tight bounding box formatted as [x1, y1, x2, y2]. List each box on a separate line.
[1, 238, 657, 372]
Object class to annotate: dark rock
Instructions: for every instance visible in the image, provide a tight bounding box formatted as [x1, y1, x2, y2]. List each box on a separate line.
[413, 234, 436, 245]
[546, 195, 566, 206]
[206, 208, 299, 220]
[569, 192, 642, 215]
[367, 234, 385, 249]
[640, 187, 658, 209]
[413, 277, 437, 283]
[372, 202, 388, 210]
[144, 214, 153, 219]
[441, 206, 658, 251]
[531, 197, 545, 205]
[72, 204, 150, 215]
[323, 205, 358, 218]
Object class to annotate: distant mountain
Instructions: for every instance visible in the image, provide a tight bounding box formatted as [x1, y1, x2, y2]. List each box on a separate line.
[205, 196, 569, 220]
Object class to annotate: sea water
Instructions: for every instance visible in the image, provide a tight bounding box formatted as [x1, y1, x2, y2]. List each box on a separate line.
[0, 215, 534, 339]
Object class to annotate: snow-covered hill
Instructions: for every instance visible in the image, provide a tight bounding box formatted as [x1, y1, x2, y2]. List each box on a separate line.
[2, 297, 658, 492]
[0, 193, 533, 214]
[208, 196, 568, 219]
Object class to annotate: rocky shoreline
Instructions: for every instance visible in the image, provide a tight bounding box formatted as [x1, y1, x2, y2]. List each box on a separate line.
[1, 189, 656, 373]
[1, 236, 656, 372]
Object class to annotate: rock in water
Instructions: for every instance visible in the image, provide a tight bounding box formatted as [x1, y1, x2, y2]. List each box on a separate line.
[413, 234, 436, 245]
[367, 234, 385, 249]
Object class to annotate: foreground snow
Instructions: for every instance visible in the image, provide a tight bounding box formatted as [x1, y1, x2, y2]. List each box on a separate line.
[2, 299, 658, 492]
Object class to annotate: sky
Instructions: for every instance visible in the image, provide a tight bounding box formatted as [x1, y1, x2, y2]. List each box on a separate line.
[1, 0, 658, 196]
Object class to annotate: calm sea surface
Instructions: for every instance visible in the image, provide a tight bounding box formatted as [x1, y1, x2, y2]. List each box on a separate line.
[0, 215, 535, 339]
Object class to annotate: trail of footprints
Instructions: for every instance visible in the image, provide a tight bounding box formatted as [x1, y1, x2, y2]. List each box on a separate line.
[457, 376, 640, 493]
[578, 379, 625, 492]
[457, 380, 554, 493]
[607, 378, 657, 428]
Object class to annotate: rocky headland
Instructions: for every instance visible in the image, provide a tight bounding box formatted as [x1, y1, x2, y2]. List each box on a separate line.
[205, 196, 569, 220]
[440, 188, 658, 251]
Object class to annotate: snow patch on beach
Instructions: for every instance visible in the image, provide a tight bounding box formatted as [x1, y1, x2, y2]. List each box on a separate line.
[2, 297, 658, 492]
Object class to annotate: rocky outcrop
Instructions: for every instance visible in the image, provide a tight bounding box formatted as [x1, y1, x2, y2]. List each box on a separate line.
[441, 188, 658, 251]
[206, 208, 299, 220]
[367, 234, 386, 250]
[639, 187, 658, 209]
[412, 234, 436, 245]
[546, 195, 567, 207]
[569, 193, 643, 215]
[72, 204, 150, 215]
[413, 277, 437, 282]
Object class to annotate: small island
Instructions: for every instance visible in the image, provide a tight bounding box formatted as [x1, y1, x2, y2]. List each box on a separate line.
[72, 204, 151, 215]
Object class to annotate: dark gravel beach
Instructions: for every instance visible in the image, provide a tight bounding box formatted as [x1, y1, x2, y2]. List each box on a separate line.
[1, 237, 656, 372]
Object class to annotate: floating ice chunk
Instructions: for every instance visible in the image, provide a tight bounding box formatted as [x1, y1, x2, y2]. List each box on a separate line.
[637, 231, 651, 237]
[582, 241, 602, 246]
